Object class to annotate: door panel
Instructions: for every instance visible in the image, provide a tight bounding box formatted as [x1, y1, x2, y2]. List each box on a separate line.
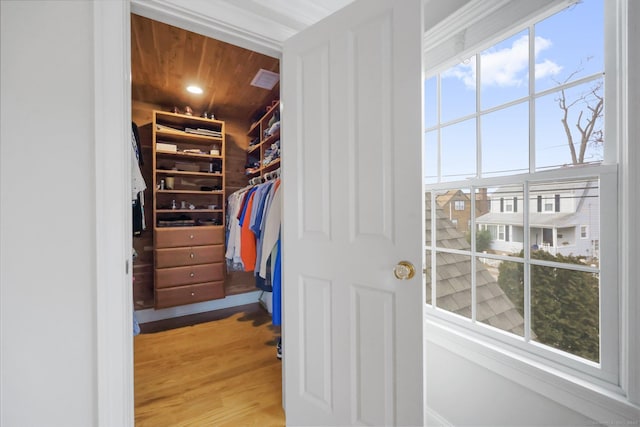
[349, 12, 394, 241]
[283, 0, 424, 425]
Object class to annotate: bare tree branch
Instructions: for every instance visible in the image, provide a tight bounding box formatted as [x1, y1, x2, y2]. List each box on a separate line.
[555, 74, 603, 165]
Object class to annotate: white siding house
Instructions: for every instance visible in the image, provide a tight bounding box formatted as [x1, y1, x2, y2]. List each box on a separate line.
[476, 180, 600, 260]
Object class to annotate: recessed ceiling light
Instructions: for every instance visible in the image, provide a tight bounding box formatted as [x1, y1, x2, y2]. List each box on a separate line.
[186, 85, 203, 94]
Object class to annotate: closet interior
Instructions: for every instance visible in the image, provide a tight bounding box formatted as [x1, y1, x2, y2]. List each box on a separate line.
[130, 14, 281, 320]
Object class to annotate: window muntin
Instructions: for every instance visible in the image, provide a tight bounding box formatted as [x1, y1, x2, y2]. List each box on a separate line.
[424, 0, 611, 376]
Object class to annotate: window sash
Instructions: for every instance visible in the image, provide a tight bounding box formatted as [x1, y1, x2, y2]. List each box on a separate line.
[425, 155, 618, 385]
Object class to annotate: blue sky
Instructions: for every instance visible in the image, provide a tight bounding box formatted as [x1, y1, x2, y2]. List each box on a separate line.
[424, 0, 604, 182]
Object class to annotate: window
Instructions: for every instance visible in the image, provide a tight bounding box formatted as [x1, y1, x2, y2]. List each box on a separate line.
[423, 0, 619, 384]
[505, 199, 514, 212]
[544, 200, 554, 212]
[454, 200, 465, 210]
[581, 225, 589, 239]
[498, 225, 505, 241]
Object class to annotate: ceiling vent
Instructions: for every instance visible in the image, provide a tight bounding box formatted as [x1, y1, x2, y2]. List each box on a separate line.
[250, 69, 280, 90]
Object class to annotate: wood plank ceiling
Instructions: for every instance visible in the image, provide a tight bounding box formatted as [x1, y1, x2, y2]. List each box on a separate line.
[131, 14, 280, 122]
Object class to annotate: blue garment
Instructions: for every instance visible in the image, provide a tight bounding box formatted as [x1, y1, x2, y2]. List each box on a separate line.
[133, 311, 141, 336]
[272, 236, 282, 326]
[238, 187, 258, 227]
[250, 182, 272, 235]
[251, 182, 274, 277]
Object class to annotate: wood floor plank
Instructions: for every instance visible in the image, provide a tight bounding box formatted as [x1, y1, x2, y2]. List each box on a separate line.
[134, 303, 284, 426]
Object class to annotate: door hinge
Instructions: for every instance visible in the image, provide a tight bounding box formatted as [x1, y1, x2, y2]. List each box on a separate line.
[126, 260, 129, 274]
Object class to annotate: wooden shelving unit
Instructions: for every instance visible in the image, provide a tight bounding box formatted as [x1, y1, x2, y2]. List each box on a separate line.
[151, 110, 227, 308]
[246, 100, 281, 178]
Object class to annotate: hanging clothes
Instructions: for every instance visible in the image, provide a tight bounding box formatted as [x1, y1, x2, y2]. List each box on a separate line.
[131, 122, 146, 235]
[226, 176, 281, 275]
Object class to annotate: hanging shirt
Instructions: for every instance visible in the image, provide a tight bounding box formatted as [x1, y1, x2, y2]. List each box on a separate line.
[239, 189, 258, 271]
[131, 129, 146, 200]
[259, 183, 282, 279]
[272, 237, 282, 326]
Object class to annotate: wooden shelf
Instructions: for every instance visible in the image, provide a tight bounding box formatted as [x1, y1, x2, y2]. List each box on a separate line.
[245, 100, 281, 181]
[261, 130, 280, 146]
[156, 189, 223, 195]
[156, 209, 223, 214]
[156, 170, 223, 178]
[154, 224, 224, 231]
[156, 151, 222, 160]
[156, 129, 223, 142]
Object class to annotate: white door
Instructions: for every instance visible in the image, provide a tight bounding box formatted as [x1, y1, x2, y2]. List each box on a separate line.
[282, 0, 425, 425]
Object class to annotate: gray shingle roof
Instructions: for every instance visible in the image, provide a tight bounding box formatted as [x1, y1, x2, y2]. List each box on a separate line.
[426, 196, 525, 336]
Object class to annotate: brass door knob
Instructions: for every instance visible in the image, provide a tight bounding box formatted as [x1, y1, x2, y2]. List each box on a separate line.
[393, 261, 415, 280]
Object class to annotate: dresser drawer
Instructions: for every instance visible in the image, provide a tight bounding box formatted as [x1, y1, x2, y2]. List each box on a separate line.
[155, 226, 224, 248]
[155, 245, 224, 268]
[155, 281, 225, 309]
[155, 262, 224, 288]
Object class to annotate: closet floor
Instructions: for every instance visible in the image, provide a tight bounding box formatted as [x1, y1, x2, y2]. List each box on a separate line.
[134, 303, 284, 426]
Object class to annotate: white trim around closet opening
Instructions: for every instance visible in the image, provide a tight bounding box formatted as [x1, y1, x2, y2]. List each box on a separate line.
[94, 1, 134, 426]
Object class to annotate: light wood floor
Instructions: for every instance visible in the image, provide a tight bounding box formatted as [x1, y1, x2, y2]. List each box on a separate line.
[134, 303, 285, 426]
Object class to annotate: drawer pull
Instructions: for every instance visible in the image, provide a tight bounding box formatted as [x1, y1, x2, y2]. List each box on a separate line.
[190, 234, 194, 239]
[190, 253, 195, 259]
[190, 272, 195, 277]
[191, 292, 195, 296]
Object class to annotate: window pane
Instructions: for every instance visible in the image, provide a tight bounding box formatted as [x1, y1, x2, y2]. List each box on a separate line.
[481, 102, 529, 177]
[535, 0, 604, 93]
[435, 188, 473, 250]
[480, 30, 529, 110]
[441, 119, 476, 181]
[441, 56, 476, 123]
[425, 250, 432, 305]
[436, 253, 472, 320]
[476, 185, 524, 258]
[478, 257, 524, 337]
[529, 179, 599, 259]
[425, 192, 433, 247]
[424, 76, 438, 129]
[531, 263, 599, 362]
[424, 130, 438, 184]
[535, 78, 604, 171]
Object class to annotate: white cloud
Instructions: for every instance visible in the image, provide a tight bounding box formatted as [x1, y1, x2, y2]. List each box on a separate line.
[443, 35, 563, 89]
[535, 59, 563, 79]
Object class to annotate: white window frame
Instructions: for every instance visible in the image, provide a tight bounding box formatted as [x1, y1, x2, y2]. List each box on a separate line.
[454, 200, 465, 210]
[505, 199, 514, 212]
[422, 0, 639, 419]
[544, 199, 554, 212]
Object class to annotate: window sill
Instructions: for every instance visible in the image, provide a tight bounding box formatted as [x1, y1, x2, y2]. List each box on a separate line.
[424, 315, 640, 424]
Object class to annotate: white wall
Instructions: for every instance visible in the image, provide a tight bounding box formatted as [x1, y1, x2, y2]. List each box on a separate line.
[1, 2, 97, 426]
[425, 341, 595, 426]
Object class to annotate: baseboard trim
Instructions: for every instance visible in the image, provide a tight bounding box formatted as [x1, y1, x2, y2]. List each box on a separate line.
[135, 291, 261, 324]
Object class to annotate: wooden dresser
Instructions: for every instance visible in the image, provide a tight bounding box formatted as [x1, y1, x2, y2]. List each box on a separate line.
[154, 226, 226, 308]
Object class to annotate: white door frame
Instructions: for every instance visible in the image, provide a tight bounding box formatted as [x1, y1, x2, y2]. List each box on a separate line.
[93, 2, 134, 425]
[93, 2, 289, 425]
